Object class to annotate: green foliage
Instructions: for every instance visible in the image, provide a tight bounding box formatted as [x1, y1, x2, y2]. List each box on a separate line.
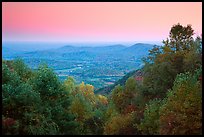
[31, 64, 62, 99]
[104, 101, 119, 121]
[183, 36, 202, 73]
[63, 76, 76, 93]
[142, 24, 202, 100]
[2, 63, 21, 85]
[104, 112, 137, 135]
[84, 115, 104, 135]
[143, 61, 177, 98]
[2, 64, 41, 120]
[125, 77, 137, 97]
[70, 94, 93, 123]
[2, 23, 202, 135]
[2, 60, 76, 135]
[111, 85, 124, 112]
[143, 45, 162, 64]
[137, 98, 163, 135]
[168, 23, 194, 52]
[12, 58, 33, 81]
[23, 112, 59, 135]
[159, 68, 202, 135]
[111, 77, 141, 113]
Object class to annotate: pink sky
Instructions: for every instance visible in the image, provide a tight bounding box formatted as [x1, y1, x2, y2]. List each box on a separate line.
[2, 2, 202, 42]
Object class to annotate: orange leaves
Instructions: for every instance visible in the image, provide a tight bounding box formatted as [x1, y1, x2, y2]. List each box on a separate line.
[123, 104, 137, 114]
[159, 112, 177, 135]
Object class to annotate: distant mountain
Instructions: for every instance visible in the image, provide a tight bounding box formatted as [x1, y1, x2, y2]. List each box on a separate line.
[3, 42, 155, 62]
[55, 44, 126, 54]
[125, 43, 154, 52]
[123, 43, 155, 57]
[2, 46, 26, 59]
[2, 42, 155, 89]
[53, 43, 153, 56]
[2, 42, 156, 63]
[2, 47, 11, 57]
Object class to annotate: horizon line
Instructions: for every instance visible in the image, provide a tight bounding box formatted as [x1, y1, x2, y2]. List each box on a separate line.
[2, 40, 162, 43]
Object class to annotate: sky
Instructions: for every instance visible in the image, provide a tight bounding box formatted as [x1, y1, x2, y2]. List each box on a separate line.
[2, 2, 202, 43]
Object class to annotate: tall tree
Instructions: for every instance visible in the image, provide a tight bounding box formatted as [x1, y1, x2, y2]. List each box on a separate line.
[167, 23, 194, 52]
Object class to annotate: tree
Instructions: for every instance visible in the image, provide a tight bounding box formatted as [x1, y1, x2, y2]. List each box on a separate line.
[31, 64, 62, 100]
[63, 76, 76, 93]
[183, 36, 202, 73]
[111, 85, 124, 113]
[12, 59, 33, 82]
[143, 45, 162, 64]
[142, 23, 199, 99]
[2, 60, 45, 135]
[69, 94, 93, 123]
[137, 98, 163, 135]
[167, 23, 194, 52]
[159, 67, 202, 135]
[124, 77, 137, 99]
[142, 61, 177, 98]
[23, 112, 59, 135]
[104, 112, 136, 135]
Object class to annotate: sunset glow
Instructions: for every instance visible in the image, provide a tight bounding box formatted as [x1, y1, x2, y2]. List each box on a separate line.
[2, 2, 202, 42]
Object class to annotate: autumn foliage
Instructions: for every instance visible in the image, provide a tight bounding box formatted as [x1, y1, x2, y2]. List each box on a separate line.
[2, 23, 202, 135]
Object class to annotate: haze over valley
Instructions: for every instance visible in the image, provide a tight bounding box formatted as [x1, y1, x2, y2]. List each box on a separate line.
[2, 2, 202, 135]
[2, 42, 155, 89]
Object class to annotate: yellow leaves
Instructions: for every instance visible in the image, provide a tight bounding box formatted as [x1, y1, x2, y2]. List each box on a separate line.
[70, 98, 85, 114]
[97, 95, 108, 105]
[104, 113, 135, 135]
[79, 82, 94, 95]
[69, 94, 93, 123]
[70, 98, 86, 122]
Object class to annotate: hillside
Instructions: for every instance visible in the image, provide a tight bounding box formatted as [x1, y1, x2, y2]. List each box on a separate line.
[95, 68, 144, 94]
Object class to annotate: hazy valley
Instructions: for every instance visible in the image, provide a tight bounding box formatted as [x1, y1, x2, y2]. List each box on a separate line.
[3, 42, 155, 90]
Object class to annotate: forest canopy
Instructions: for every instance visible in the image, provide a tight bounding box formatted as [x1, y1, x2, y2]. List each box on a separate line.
[2, 23, 202, 135]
